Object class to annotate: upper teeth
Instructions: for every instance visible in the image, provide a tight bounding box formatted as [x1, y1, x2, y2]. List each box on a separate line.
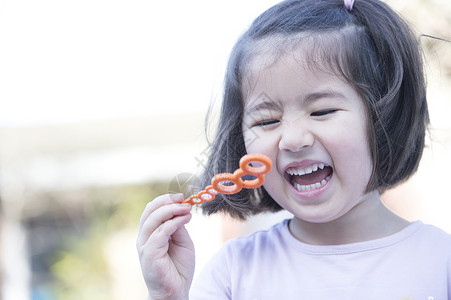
[286, 163, 327, 176]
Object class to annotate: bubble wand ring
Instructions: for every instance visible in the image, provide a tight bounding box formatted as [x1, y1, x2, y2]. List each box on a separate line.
[181, 154, 272, 205]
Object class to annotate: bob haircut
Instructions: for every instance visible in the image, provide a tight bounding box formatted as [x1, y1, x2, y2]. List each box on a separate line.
[200, 0, 429, 220]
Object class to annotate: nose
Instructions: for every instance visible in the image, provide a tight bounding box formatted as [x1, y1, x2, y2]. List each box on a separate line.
[278, 120, 314, 152]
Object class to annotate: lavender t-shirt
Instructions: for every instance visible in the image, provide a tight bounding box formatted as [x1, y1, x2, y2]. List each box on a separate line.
[190, 220, 451, 299]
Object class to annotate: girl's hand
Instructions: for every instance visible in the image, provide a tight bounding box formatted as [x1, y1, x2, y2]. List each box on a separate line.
[137, 193, 195, 300]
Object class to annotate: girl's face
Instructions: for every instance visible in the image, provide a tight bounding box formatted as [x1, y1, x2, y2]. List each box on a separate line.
[242, 50, 377, 224]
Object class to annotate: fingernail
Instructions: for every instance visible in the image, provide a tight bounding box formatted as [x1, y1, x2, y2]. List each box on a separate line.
[179, 203, 192, 208]
[169, 193, 184, 201]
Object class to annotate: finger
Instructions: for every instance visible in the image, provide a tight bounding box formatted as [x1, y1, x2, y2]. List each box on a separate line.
[137, 203, 192, 247]
[170, 223, 194, 250]
[139, 193, 185, 228]
[142, 213, 193, 255]
[168, 224, 195, 276]
[140, 202, 192, 239]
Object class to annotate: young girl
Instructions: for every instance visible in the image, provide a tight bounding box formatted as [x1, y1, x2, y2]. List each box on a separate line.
[137, 0, 451, 299]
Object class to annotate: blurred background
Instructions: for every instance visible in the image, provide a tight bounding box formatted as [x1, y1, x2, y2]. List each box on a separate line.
[0, 0, 450, 299]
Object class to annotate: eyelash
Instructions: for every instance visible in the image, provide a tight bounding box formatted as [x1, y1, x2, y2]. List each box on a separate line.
[252, 109, 338, 127]
[254, 119, 279, 127]
[311, 109, 338, 117]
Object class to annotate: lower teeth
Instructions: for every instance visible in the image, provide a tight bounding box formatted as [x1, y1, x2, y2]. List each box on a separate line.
[294, 176, 330, 192]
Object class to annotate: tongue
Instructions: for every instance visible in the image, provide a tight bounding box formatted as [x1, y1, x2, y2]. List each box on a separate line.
[292, 167, 332, 185]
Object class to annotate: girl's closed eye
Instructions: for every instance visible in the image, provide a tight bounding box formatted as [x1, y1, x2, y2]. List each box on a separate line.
[311, 109, 339, 117]
[254, 119, 280, 127]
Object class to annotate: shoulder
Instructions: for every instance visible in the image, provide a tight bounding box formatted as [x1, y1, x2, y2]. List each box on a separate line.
[403, 222, 451, 260]
[189, 219, 291, 299]
[198, 219, 290, 270]
[222, 219, 290, 255]
[414, 222, 451, 242]
[414, 222, 451, 247]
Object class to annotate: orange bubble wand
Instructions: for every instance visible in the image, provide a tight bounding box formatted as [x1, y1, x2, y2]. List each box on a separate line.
[181, 154, 272, 205]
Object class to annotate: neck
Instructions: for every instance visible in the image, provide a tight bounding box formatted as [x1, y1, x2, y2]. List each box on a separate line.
[289, 191, 410, 245]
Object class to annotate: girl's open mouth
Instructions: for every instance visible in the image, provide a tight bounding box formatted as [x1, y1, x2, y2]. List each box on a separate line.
[286, 163, 333, 192]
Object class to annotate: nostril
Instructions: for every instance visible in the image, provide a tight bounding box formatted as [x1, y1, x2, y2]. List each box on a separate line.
[279, 127, 314, 152]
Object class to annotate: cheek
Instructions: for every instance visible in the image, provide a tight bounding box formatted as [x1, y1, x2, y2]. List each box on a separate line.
[242, 127, 276, 154]
[341, 143, 372, 170]
[242, 128, 258, 152]
[329, 134, 373, 185]
[326, 118, 372, 171]
[261, 169, 285, 203]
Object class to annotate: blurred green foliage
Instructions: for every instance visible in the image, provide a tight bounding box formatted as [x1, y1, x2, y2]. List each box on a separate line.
[47, 182, 168, 300]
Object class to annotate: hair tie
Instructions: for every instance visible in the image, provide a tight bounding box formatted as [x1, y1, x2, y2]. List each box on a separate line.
[344, 0, 355, 11]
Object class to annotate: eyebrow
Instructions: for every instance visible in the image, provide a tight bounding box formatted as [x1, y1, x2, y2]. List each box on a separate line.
[245, 100, 282, 115]
[245, 90, 347, 115]
[303, 90, 347, 104]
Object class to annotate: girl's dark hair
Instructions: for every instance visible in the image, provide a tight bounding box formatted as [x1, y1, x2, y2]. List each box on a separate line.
[200, 0, 429, 220]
